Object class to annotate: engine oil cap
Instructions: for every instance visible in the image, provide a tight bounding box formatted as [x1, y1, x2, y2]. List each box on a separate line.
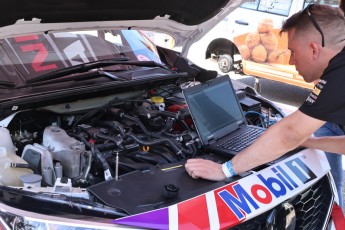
[151, 96, 164, 103]
[163, 184, 179, 199]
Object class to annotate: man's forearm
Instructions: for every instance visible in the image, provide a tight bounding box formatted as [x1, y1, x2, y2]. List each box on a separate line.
[185, 111, 325, 181]
[231, 123, 303, 174]
[231, 111, 325, 175]
[303, 136, 345, 154]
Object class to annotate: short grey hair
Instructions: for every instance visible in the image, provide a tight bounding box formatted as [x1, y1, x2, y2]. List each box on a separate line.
[281, 4, 345, 50]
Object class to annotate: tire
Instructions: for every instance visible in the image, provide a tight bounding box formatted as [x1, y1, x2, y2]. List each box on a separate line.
[217, 54, 234, 73]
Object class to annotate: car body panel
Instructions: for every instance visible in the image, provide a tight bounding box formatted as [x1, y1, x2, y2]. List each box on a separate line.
[114, 148, 331, 229]
[0, 1, 339, 229]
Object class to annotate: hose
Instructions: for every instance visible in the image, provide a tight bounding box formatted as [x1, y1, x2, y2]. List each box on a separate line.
[69, 133, 113, 181]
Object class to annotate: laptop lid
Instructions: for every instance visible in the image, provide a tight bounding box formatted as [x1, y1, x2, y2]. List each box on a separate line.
[183, 76, 247, 145]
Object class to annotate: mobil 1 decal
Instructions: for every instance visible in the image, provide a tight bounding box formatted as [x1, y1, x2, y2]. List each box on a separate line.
[214, 155, 316, 228]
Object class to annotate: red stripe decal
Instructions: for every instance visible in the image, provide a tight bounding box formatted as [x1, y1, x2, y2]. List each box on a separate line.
[331, 203, 345, 229]
[215, 183, 245, 229]
[178, 194, 210, 230]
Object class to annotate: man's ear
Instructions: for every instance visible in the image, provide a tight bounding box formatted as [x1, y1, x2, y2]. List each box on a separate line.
[310, 42, 320, 60]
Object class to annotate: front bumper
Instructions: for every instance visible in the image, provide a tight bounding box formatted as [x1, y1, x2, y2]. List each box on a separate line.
[0, 149, 339, 229]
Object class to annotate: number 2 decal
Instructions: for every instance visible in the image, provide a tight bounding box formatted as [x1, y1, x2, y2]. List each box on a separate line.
[15, 35, 57, 72]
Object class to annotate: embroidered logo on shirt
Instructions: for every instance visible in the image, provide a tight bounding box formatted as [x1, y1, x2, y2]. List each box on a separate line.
[305, 79, 326, 104]
[312, 87, 321, 96]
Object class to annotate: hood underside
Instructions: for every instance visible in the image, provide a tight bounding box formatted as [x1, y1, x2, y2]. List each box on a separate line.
[4, 0, 230, 26]
[1, 0, 244, 51]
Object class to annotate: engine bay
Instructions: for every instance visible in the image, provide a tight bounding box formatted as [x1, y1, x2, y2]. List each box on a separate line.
[0, 77, 285, 218]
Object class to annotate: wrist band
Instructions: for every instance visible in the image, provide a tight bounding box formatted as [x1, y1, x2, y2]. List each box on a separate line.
[222, 163, 232, 178]
[222, 160, 236, 178]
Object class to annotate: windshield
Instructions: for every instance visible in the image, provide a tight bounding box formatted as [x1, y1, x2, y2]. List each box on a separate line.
[1, 30, 162, 85]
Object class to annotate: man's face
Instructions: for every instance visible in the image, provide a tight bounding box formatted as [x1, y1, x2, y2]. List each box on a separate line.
[287, 28, 316, 83]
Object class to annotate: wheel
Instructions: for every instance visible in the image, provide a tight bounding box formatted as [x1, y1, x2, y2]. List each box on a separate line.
[217, 54, 234, 73]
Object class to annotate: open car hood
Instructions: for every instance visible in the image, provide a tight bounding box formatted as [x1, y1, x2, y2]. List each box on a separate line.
[0, 1, 338, 229]
[1, 0, 244, 56]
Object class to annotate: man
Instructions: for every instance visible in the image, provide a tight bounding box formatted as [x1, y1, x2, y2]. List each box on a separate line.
[302, 14, 345, 151]
[311, 0, 345, 208]
[185, 4, 345, 181]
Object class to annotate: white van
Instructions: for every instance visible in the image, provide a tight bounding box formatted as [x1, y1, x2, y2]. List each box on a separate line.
[187, 0, 341, 89]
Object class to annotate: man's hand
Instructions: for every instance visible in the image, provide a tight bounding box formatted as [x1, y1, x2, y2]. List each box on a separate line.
[185, 158, 226, 181]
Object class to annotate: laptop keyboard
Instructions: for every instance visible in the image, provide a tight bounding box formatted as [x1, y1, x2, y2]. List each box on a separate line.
[217, 127, 264, 152]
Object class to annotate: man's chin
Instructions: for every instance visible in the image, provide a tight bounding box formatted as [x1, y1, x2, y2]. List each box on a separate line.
[302, 77, 319, 85]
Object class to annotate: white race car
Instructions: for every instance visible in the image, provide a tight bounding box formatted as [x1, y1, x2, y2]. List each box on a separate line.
[0, 0, 341, 229]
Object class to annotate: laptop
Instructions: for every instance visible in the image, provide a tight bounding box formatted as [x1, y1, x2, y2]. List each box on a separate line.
[183, 76, 265, 157]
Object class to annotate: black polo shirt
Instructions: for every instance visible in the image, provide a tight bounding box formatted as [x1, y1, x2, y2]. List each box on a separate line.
[299, 47, 345, 126]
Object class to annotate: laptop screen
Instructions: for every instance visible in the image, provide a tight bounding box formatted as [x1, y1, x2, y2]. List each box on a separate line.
[183, 76, 246, 145]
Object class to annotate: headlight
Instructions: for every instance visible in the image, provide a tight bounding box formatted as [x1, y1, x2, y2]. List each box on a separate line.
[0, 204, 134, 230]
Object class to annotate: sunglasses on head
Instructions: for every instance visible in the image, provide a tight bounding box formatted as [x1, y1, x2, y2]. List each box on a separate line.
[302, 4, 325, 47]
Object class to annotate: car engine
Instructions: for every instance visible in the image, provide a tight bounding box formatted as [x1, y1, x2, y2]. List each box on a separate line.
[0, 79, 284, 217]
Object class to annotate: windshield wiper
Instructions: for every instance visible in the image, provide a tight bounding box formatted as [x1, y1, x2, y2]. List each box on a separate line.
[18, 70, 127, 88]
[26, 58, 172, 84]
[26, 57, 129, 84]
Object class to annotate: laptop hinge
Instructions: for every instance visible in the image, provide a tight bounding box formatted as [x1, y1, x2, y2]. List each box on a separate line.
[239, 123, 246, 128]
[237, 120, 245, 126]
[208, 138, 216, 144]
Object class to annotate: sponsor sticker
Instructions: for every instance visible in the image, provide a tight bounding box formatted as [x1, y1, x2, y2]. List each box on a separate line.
[114, 149, 330, 229]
